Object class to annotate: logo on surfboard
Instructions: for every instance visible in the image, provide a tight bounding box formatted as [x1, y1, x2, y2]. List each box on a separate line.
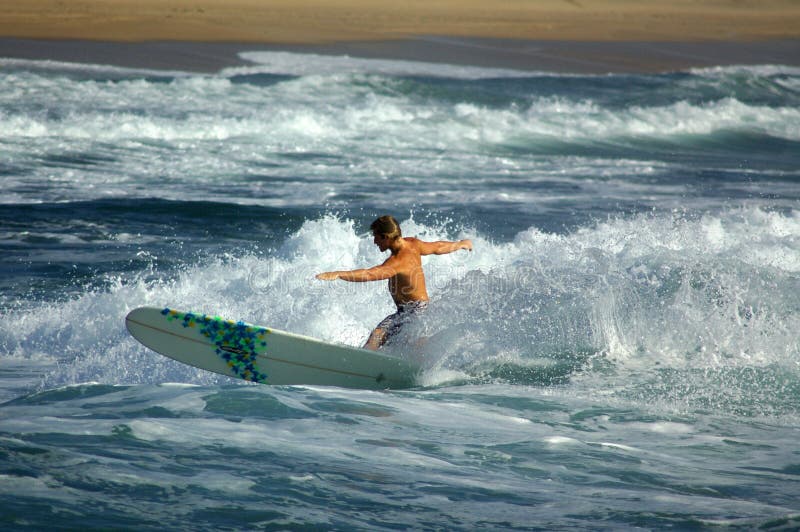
[162, 308, 270, 383]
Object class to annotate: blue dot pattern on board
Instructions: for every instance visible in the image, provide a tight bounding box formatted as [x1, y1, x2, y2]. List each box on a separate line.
[161, 308, 270, 383]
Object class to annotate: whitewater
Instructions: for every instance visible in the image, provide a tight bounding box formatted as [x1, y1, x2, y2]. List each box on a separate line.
[1, 52, 799, 530]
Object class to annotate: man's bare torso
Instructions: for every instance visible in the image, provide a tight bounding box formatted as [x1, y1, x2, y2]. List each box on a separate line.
[385, 238, 429, 307]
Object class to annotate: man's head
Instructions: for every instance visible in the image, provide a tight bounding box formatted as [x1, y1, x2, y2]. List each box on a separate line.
[370, 215, 401, 251]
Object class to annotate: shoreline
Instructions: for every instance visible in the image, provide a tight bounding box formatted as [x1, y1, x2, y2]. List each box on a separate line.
[1, 0, 799, 74]
[2, 37, 800, 74]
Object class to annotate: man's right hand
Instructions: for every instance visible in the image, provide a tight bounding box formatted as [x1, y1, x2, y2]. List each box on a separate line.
[315, 272, 340, 281]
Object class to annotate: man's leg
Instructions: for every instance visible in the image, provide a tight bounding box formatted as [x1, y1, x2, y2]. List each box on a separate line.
[363, 326, 388, 351]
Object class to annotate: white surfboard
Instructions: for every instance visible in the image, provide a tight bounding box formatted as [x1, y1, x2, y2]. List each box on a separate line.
[125, 307, 418, 390]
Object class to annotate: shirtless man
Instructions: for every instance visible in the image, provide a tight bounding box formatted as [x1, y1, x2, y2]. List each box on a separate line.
[316, 215, 473, 350]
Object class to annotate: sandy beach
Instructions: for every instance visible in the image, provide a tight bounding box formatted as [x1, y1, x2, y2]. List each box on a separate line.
[2, 0, 800, 43]
[1, 0, 799, 73]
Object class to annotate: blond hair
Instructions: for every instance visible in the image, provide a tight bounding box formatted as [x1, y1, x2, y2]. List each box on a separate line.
[370, 215, 402, 240]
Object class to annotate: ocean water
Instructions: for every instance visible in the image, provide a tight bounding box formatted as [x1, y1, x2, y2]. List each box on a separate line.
[1, 51, 800, 530]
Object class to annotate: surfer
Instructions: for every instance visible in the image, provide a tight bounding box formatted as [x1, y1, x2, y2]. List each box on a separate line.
[316, 215, 472, 350]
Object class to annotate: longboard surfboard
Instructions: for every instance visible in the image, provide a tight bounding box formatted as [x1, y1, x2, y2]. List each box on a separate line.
[125, 307, 418, 390]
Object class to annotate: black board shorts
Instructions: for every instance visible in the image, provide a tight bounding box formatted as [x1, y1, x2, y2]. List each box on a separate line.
[376, 301, 428, 343]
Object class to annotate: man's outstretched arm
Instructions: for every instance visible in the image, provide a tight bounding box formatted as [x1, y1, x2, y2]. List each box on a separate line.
[417, 239, 473, 255]
[316, 262, 396, 282]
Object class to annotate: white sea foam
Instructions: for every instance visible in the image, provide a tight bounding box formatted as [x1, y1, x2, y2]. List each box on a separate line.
[231, 51, 534, 79]
[0, 57, 192, 78]
[0, 73, 800, 207]
[2, 58, 799, 411]
[690, 64, 800, 77]
[2, 62, 798, 208]
[3, 208, 797, 400]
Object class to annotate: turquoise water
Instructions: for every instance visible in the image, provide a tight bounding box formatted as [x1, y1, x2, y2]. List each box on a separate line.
[1, 53, 799, 529]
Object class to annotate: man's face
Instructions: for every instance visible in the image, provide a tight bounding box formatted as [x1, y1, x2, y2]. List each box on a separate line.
[373, 232, 389, 251]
